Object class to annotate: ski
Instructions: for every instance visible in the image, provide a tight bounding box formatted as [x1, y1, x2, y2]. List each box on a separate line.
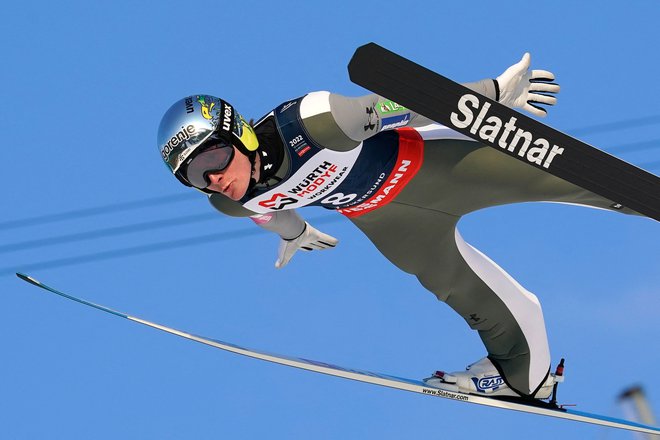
[348, 43, 660, 221]
[15, 273, 660, 435]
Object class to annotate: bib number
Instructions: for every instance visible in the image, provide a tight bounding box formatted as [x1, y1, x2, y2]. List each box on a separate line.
[321, 192, 357, 206]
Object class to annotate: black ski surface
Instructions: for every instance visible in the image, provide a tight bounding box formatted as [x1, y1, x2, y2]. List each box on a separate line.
[348, 43, 660, 221]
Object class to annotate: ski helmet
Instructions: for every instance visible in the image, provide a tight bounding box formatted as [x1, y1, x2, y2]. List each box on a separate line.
[157, 95, 259, 188]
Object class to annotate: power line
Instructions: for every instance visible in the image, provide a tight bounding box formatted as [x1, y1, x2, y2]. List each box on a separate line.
[607, 139, 660, 154]
[4, 156, 657, 256]
[5, 229, 260, 277]
[5, 156, 659, 274]
[2, 215, 340, 277]
[568, 115, 660, 136]
[0, 193, 196, 231]
[5, 228, 261, 277]
[0, 213, 219, 254]
[3, 115, 659, 234]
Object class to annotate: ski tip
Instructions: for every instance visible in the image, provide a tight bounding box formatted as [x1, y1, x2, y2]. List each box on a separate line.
[16, 272, 41, 287]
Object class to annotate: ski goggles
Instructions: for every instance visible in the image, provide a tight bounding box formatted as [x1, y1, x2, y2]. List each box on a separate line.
[183, 141, 235, 189]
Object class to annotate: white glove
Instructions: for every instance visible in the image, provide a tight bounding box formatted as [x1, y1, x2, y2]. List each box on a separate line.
[496, 53, 560, 117]
[275, 222, 338, 269]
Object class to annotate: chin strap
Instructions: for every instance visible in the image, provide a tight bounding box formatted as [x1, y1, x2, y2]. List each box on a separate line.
[247, 177, 257, 192]
[245, 141, 283, 194]
[245, 150, 259, 192]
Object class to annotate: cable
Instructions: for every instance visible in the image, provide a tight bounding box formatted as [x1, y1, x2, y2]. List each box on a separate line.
[0, 213, 219, 254]
[568, 115, 660, 136]
[0, 193, 196, 231]
[606, 139, 660, 154]
[3, 229, 262, 277]
[2, 215, 340, 277]
[4, 153, 656, 255]
[3, 115, 660, 232]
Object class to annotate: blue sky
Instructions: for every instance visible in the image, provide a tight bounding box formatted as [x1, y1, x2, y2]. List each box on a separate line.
[2, 1, 659, 439]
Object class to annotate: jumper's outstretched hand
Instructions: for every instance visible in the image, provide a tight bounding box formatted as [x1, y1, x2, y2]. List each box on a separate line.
[496, 53, 560, 118]
[275, 222, 338, 269]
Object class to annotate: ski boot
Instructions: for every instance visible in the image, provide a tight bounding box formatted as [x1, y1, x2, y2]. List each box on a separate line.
[423, 357, 564, 400]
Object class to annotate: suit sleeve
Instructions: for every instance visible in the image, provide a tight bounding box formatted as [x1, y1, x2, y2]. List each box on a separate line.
[208, 194, 306, 240]
[300, 80, 496, 152]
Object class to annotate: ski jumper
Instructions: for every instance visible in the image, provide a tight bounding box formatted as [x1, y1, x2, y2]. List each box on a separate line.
[209, 91, 637, 397]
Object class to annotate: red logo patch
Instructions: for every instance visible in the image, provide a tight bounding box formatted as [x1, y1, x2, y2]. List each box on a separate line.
[258, 193, 299, 210]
